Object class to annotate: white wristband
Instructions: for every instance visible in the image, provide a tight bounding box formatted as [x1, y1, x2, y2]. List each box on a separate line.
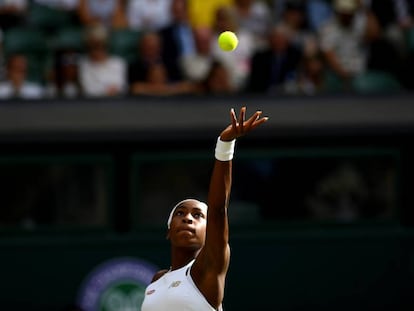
[215, 137, 236, 161]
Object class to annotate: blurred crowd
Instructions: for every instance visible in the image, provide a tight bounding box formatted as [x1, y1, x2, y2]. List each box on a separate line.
[0, 0, 413, 99]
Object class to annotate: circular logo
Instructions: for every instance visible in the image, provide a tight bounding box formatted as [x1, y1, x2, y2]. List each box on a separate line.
[77, 257, 158, 311]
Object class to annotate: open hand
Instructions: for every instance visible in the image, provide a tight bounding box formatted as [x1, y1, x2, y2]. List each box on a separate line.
[220, 107, 268, 141]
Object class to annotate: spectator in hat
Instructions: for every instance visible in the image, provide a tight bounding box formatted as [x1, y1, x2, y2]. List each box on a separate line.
[78, 24, 127, 97]
[318, 0, 380, 86]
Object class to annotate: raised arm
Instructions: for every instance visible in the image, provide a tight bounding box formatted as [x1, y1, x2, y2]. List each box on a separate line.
[192, 107, 268, 308]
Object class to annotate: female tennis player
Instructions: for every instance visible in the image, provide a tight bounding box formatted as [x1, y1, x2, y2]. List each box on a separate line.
[141, 107, 268, 311]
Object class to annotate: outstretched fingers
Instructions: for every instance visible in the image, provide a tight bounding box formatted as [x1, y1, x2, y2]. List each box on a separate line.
[225, 107, 268, 139]
[245, 110, 268, 130]
[238, 107, 246, 133]
[250, 115, 268, 129]
[245, 110, 262, 128]
[230, 108, 238, 130]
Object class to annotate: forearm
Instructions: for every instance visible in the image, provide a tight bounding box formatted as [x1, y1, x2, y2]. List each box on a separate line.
[205, 138, 235, 251]
[208, 137, 235, 213]
[207, 160, 232, 218]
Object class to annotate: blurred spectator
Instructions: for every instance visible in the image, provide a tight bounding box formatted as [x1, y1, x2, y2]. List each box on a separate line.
[364, 19, 404, 84]
[126, 0, 172, 32]
[187, 0, 234, 28]
[278, 0, 318, 55]
[318, 0, 380, 88]
[47, 49, 81, 98]
[0, 0, 28, 30]
[363, 0, 411, 87]
[274, 0, 333, 32]
[211, 5, 255, 91]
[246, 24, 302, 94]
[0, 54, 45, 99]
[180, 27, 215, 83]
[130, 62, 195, 96]
[365, 0, 413, 51]
[128, 31, 167, 89]
[79, 24, 127, 97]
[34, 0, 79, 10]
[200, 60, 235, 94]
[284, 51, 327, 95]
[233, 0, 272, 48]
[77, 0, 126, 29]
[159, 0, 196, 82]
[306, 162, 368, 222]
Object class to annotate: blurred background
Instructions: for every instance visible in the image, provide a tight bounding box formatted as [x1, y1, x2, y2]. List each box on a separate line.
[1, 0, 414, 310]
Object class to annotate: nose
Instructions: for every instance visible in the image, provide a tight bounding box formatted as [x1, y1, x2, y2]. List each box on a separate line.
[182, 213, 193, 224]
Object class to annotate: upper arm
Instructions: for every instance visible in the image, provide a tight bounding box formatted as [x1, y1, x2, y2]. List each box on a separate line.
[194, 160, 232, 277]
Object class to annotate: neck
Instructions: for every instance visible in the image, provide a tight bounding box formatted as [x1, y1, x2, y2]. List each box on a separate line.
[170, 246, 201, 270]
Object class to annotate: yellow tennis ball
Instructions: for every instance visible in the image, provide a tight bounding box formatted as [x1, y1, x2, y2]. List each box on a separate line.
[218, 31, 238, 52]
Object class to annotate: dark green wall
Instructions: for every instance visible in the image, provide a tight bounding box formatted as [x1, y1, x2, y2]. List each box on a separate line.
[1, 227, 413, 311]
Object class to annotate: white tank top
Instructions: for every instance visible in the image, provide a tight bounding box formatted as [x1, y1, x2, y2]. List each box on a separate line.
[141, 259, 223, 311]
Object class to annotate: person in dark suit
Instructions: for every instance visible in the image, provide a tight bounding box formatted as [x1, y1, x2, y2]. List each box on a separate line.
[246, 24, 302, 94]
[128, 31, 164, 88]
[159, 0, 195, 82]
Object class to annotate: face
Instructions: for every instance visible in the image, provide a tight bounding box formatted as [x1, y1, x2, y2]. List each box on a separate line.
[87, 39, 107, 62]
[269, 28, 289, 53]
[283, 8, 305, 29]
[171, 0, 187, 22]
[167, 200, 207, 250]
[140, 33, 161, 61]
[7, 55, 27, 85]
[193, 27, 212, 55]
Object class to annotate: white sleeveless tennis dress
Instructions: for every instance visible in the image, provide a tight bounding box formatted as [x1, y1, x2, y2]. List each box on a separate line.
[141, 259, 223, 311]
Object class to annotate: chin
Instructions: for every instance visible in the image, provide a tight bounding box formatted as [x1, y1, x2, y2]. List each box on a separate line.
[176, 240, 204, 250]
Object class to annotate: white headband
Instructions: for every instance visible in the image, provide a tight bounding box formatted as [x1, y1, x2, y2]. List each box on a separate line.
[167, 199, 208, 229]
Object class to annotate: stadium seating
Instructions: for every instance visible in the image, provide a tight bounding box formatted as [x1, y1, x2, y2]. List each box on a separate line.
[52, 27, 85, 52]
[27, 3, 75, 33]
[352, 70, 402, 94]
[109, 29, 141, 63]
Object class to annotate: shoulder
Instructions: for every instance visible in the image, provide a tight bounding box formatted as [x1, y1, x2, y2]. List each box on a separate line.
[0, 82, 11, 91]
[108, 56, 126, 68]
[78, 57, 90, 69]
[0, 82, 12, 98]
[150, 269, 170, 283]
[21, 82, 45, 99]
